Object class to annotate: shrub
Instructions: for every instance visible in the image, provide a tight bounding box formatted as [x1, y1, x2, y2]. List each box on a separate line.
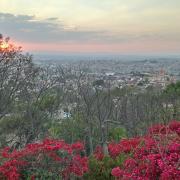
[0, 139, 88, 180]
[84, 145, 129, 180]
[0, 120, 179, 180]
[111, 120, 180, 180]
[84, 155, 128, 180]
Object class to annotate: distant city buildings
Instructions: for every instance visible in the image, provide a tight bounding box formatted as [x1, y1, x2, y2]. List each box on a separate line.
[34, 57, 180, 91]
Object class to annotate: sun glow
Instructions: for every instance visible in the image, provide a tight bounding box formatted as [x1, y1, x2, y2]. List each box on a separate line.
[0, 42, 9, 49]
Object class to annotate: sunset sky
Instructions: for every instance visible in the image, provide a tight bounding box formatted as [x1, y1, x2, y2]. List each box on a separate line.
[0, 0, 180, 54]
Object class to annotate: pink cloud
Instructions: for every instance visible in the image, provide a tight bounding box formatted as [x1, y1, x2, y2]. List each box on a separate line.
[18, 40, 180, 54]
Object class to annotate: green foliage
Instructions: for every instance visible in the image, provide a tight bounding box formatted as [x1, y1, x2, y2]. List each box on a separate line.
[49, 113, 85, 143]
[0, 114, 24, 147]
[165, 81, 180, 95]
[84, 154, 128, 180]
[111, 87, 132, 97]
[23, 169, 62, 180]
[0, 114, 23, 133]
[38, 94, 57, 111]
[163, 81, 180, 119]
[108, 127, 127, 142]
[84, 156, 114, 180]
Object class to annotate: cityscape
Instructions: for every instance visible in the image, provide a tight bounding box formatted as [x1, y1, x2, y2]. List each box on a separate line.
[35, 54, 180, 91]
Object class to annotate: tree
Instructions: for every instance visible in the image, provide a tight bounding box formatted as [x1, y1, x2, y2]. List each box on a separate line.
[0, 35, 39, 147]
[0, 35, 57, 148]
[164, 81, 180, 119]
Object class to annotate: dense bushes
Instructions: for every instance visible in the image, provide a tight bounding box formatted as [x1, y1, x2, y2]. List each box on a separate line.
[87, 120, 180, 180]
[110, 120, 180, 180]
[0, 120, 179, 179]
[0, 139, 88, 180]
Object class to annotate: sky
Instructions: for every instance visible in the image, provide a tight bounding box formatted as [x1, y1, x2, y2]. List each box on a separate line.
[0, 0, 180, 54]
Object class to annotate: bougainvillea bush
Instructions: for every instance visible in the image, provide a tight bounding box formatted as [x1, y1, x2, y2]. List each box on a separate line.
[0, 139, 88, 180]
[85, 120, 180, 180]
[0, 120, 179, 180]
[110, 120, 180, 180]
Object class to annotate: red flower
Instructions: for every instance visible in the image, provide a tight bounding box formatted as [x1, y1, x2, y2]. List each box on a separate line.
[71, 142, 84, 151]
[94, 145, 104, 160]
[111, 167, 123, 177]
[0, 139, 88, 179]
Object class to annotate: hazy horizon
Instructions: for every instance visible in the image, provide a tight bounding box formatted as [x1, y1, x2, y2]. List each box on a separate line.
[32, 52, 180, 62]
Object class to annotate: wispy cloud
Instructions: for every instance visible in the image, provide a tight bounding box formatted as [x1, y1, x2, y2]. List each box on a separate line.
[1, 12, 179, 45]
[0, 13, 107, 43]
